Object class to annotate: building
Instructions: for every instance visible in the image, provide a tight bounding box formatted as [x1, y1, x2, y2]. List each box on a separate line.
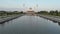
[26, 8, 35, 15]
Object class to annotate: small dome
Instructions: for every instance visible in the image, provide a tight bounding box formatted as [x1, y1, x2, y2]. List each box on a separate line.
[27, 8, 34, 11]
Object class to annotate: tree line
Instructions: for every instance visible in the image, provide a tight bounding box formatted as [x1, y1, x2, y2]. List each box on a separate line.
[0, 11, 23, 16]
[37, 10, 60, 16]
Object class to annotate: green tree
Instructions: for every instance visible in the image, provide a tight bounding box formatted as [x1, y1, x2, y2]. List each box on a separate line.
[49, 10, 55, 15]
[54, 10, 58, 16]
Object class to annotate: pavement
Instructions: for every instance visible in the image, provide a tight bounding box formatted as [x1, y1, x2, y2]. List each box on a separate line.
[37, 14, 60, 23]
[0, 14, 23, 24]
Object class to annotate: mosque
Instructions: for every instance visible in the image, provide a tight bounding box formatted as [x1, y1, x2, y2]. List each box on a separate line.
[26, 8, 35, 15]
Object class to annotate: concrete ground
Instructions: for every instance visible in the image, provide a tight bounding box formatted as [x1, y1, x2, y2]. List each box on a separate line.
[37, 14, 60, 23]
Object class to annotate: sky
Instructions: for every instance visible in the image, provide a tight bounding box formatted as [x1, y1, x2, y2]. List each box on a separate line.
[0, 0, 60, 11]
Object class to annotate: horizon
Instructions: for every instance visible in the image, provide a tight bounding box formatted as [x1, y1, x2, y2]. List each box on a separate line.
[0, 0, 60, 11]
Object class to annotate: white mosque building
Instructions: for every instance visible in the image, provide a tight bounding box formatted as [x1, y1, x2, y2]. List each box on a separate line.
[25, 8, 35, 15]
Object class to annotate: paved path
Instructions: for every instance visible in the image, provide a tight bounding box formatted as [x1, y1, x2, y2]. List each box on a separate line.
[0, 14, 23, 24]
[37, 14, 60, 23]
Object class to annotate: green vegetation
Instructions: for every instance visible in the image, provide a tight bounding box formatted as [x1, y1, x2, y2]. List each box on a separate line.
[0, 11, 24, 16]
[37, 10, 60, 16]
[0, 11, 24, 18]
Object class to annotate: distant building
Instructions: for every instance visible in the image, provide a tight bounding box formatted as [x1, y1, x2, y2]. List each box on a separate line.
[26, 8, 35, 15]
